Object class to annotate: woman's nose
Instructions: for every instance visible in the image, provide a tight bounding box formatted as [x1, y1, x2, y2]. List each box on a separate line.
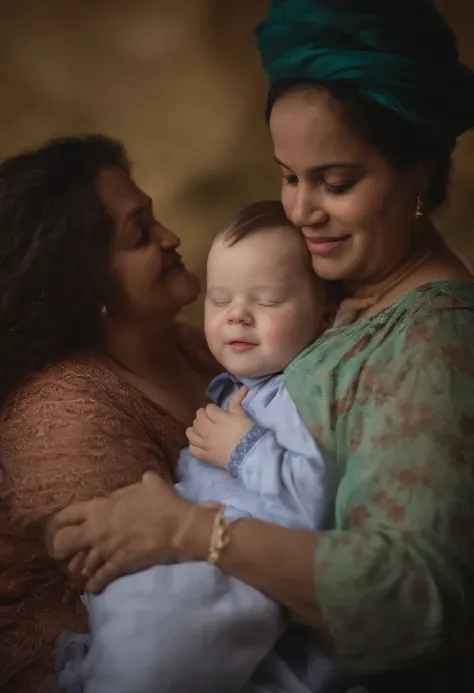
[158, 224, 180, 249]
[289, 186, 329, 228]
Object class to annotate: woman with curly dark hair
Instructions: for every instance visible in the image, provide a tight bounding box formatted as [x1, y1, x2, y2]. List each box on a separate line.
[0, 135, 214, 692]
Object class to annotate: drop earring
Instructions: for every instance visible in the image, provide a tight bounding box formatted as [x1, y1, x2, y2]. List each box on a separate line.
[99, 304, 108, 317]
[414, 195, 423, 220]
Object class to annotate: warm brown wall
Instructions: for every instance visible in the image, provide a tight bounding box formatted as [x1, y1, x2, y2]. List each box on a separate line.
[1, 0, 473, 320]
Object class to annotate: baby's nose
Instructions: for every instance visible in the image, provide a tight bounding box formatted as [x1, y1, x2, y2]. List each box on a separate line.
[227, 304, 253, 324]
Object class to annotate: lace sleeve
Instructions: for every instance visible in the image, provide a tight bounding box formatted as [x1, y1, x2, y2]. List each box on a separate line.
[1, 365, 171, 526]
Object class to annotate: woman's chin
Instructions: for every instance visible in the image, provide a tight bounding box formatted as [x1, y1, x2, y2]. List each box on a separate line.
[310, 255, 358, 281]
[173, 269, 201, 306]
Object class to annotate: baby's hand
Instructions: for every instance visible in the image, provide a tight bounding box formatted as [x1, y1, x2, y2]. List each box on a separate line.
[186, 386, 252, 468]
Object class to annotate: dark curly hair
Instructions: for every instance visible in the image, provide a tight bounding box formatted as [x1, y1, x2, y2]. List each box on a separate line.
[0, 134, 130, 405]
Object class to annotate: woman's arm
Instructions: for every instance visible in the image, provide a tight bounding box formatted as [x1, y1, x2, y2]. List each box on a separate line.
[2, 366, 171, 527]
[48, 308, 474, 673]
[0, 366, 173, 689]
[47, 472, 325, 627]
[176, 306, 474, 671]
[176, 509, 326, 629]
[3, 372, 288, 693]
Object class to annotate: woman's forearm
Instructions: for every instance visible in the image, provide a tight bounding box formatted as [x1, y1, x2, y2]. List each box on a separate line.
[175, 507, 459, 672]
[175, 507, 326, 631]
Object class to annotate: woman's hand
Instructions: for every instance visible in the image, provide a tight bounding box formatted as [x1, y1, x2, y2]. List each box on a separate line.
[186, 386, 252, 468]
[45, 471, 192, 594]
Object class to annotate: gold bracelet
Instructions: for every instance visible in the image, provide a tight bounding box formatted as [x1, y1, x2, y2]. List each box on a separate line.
[208, 508, 230, 565]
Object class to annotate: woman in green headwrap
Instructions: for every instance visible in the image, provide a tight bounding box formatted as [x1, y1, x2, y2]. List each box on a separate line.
[47, 1, 474, 691]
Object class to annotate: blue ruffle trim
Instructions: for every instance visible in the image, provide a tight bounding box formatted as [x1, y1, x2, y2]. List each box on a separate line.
[227, 424, 267, 477]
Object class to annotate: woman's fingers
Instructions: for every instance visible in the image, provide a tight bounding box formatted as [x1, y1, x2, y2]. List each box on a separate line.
[46, 500, 92, 533]
[81, 547, 106, 580]
[86, 560, 120, 595]
[48, 471, 193, 592]
[67, 550, 88, 578]
[47, 524, 90, 561]
[45, 497, 110, 560]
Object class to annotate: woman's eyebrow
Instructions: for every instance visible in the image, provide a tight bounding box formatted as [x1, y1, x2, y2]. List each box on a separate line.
[275, 156, 358, 173]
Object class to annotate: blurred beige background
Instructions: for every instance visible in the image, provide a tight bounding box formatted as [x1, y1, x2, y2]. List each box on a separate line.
[1, 0, 473, 321]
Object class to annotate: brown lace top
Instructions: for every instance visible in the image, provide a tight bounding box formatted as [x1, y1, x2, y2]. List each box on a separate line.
[0, 321, 217, 693]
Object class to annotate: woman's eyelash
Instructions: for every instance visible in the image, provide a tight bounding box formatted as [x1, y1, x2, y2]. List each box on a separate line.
[282, 175, 356, 194]
[133, 226, 150, 247]
[324, 180, 356, 195]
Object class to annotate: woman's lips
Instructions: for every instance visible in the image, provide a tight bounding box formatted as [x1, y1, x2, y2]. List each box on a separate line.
[304, 236, 350, 256]
[161, 256, 185, 277]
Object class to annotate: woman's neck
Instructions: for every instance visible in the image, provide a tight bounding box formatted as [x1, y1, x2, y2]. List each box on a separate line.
[93, 316, 208, 427]
[97, 318, 185, 386]
[346, 224, 473, 318]
[344, 225, 471, 312]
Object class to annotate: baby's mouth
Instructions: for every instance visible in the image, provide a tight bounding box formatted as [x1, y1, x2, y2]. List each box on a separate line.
[227, 341, 257, 352]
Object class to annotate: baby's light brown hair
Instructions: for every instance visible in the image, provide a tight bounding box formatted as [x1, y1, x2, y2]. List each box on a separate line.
[222, 199, 296, 243]
[218, 200, 342, 330]
[219, 199, 318, 283]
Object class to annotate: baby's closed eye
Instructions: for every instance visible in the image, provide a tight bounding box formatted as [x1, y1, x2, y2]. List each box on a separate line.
[256, 301, 281, 308]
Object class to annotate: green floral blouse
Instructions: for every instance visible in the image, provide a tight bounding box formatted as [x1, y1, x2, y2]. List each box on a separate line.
[284, 281, 474, 674]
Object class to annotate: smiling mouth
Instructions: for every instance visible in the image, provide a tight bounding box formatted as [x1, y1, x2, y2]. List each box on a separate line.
[303, 235, 350, 256]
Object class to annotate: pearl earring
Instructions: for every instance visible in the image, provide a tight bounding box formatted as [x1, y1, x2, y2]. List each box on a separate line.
[100, 304, 108, 317]
[414, 195, 423, 220]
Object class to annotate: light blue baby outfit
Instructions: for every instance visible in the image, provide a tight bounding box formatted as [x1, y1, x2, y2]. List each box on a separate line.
[56, 373, 363, 693]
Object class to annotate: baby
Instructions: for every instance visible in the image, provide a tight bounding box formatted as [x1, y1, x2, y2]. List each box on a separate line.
[57, 201, 365, 693]
[177, 200, 333, 528]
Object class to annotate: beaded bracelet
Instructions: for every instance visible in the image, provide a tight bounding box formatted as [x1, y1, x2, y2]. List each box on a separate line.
[208, 508, 230, 565]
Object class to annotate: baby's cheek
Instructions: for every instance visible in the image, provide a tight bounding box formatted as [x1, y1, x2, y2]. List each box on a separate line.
[204, 323, 223, 360]
[265, 319, 301, 354]
[277, 315, 314, 354]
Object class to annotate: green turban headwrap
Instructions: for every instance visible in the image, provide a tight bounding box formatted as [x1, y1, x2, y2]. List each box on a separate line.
[255, 0, 474, 147]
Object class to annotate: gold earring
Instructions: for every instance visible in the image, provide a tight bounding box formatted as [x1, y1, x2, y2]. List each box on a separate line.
[100, 304, 108, 317]
[414, 195, 423, 220]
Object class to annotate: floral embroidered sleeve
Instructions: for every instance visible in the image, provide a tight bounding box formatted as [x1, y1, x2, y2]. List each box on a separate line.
[312, 307, 474, 673]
